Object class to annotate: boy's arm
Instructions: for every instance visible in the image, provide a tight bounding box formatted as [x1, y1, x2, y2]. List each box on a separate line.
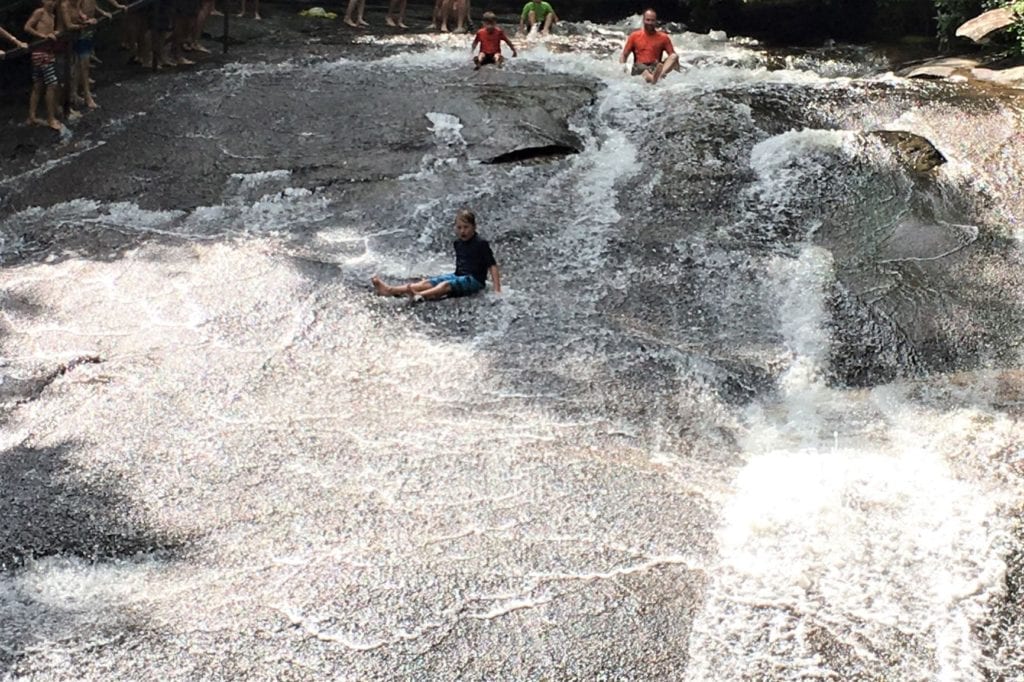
[1, 25, 28, 48]
[471, 34, 479, 52]
[489, 265, 501, 293]
[503, 34, 517, 56]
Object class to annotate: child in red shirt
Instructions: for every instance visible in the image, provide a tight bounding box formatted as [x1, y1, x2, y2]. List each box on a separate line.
[472, 11, 517, 69]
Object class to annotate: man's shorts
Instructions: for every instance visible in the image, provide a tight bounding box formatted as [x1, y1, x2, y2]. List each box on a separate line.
[73, 35, 94, 56]
[476, 52, 498, 66]
[428, 273, 485, 297]
[631, 61, 659, 77]
[31, 52, 58, 86]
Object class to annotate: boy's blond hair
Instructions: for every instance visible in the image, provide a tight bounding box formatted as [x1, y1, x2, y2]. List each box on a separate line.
[456, 208, 477, 227]
[482, 11, 496, 22]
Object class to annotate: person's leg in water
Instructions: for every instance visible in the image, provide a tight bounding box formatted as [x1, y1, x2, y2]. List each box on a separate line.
[526, 9, 536, 32]
[371, 276, 451, 300]
[386, 0, 406, 27]
[649, 53, 679, 84]
[541, 9, 555, 34]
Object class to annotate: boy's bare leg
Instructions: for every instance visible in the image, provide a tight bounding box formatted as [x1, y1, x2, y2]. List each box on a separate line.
[252, 0, 260, 20]
[542, 11, 554, 33]
[427, 0, 442, 28]
[78, 54, 97, 108]
[453, 0, 466, 31]
[372, 276, 422, 297]
[44, 85, 60, 130]
[235, 0, 244, 17]
[438, 0, 452, 31]
[356, 0, 367, 26]
[414, 281, 452, 300]
[27, 83, 43, 125]
[343, 0, 359, 27]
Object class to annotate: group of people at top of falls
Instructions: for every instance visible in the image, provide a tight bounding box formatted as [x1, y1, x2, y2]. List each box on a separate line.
[463, 6, 678, 85]
[6, 0, 253, 132]
[342, 0, 557, 34]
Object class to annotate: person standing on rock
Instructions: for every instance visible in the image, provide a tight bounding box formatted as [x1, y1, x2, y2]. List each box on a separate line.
[472, 11, 516, 69]
[23, 0, 62, 130]
[620, 8, 678, 84]
[371, 208, 502, 302]
[518, 0, 556, 35]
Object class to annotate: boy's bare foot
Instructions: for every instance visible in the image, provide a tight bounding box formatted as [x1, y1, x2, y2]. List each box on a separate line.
[254, 12, 261, 19]
[357, 19, 369, 26]
[397, 21, 407, 28]
[210, 8, 222, 15]
[440, 24, 449, 32]
[177, 57, 195, 65]
[344, 17, 358, 27]
[27, 116, 43, 126]
[86, 99, 99, 109]
[192, 43, 211, 53]
[385, 16, 396, 26]
[426, 21, 437, 29]
[235, 10, 244, 17]
[47, 119, 62, 131]
[370, 276, 391, 296]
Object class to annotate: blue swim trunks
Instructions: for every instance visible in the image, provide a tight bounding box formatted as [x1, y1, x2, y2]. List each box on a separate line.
[428, 273, 484, 297]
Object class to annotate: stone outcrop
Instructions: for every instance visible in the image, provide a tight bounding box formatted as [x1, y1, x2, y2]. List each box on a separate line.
[868, 130, 946, 173]
[956, 6, 1017, 43]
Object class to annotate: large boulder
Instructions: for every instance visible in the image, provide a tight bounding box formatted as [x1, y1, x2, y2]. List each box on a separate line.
[2, 63, 598, 212]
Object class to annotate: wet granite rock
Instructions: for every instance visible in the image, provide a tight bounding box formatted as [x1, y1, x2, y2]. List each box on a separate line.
[868, 130, 946, 173]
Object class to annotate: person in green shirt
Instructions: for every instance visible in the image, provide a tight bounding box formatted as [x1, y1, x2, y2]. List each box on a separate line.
[518, 0, 556, 35]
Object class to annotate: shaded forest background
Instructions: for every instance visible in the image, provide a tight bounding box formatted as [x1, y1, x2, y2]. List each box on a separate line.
[555, 0, 994, 44]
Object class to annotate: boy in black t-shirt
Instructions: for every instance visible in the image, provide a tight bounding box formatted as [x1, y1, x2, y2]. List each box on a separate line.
[372, 208, 502, 301]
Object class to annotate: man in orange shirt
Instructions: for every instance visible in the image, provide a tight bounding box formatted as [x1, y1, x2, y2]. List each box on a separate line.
[620, 8, 679, 84]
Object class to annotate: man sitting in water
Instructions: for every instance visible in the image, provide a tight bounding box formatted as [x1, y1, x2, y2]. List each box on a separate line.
[518, 0, 556, 35]
[620, 8, 679, 84]
[472, 11, 516, 69]
[371, 208, 502, 302]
